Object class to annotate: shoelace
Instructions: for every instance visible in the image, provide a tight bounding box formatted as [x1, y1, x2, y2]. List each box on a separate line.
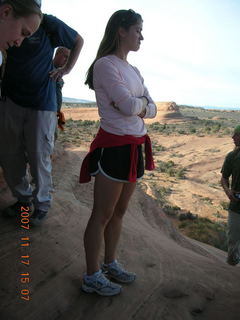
[94, 273, 110, 287]
[111, 261, 125, 272]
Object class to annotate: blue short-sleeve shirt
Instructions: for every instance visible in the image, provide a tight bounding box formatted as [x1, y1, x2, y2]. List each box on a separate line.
[2, 14, 78, 111]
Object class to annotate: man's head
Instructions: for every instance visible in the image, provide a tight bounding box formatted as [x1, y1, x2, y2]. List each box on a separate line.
[0, 0, 42, 50]
[53, 47, 70, 68]
[232, 125, 240, 147]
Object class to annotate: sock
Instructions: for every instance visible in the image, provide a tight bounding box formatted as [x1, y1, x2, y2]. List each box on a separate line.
[104, 260, 117, 267]
[85, 269, 101, 279]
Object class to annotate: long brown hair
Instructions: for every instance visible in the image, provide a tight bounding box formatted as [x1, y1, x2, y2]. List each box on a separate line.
[85, 9, 142, 90]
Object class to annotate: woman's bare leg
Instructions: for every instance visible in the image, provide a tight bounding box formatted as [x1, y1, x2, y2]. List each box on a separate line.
[83, 173, 124, 275]
[104, 182, 136, 264]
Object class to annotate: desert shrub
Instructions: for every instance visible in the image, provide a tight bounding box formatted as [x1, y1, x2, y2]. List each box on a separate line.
[212, 123, 221, 133]
[95, 120, 100, 127]
[208, 183, 220, 189]
[205, 126, 211, 133]
[179, 217, 227, 251]
[171, 153, 184, 158]
[149, 122, 166, 132]
[220, 201, 229, 210]
[206, 148, 220, 153]
[157, 160, 174, 172]
[178, 129, 186, 135]
[179, 211, 198, 221]
[213, 211, 225, 219]
[156, 186, 171, 198]
[81, 120, 96, 126]
[154, 144, 166, 152]
[154, 186, 172, 207]
[222, 128, 231, 135]
[163, 205, 181, 217]
[175, 168, 186, 179]
[201, 197, 213, 204]
[156, 160, 186, 178]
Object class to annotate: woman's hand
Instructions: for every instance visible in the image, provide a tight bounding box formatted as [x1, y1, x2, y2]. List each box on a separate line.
[138, 96, 148, 118]
[110, 101, 120, 110]
[138, 109, 146, 118]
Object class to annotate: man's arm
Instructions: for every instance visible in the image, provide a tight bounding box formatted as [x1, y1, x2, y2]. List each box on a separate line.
[50, 34, 84, 80]
[221, 175, 238, 201]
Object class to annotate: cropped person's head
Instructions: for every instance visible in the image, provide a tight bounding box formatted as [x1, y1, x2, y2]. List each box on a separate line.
[232, 125, 240, 147]
[53, 47, 70, 68]
[0, 0, 42, 50]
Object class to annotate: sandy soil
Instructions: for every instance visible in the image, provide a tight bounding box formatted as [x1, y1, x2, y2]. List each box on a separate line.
[0, 139, 240, 320]
[63, 106, 232, 222]
[0, 107, 239, 320]
[64, 107, 100, 122]
[148, 134, 232, 221]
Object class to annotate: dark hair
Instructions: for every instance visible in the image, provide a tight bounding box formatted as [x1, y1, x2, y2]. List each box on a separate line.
[0, 0, 42, 19]
[85, 9, 142, 89]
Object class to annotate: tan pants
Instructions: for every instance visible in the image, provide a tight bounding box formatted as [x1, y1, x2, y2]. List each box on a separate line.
[0, 97, 56, 211]
[227, 210, 240, 255]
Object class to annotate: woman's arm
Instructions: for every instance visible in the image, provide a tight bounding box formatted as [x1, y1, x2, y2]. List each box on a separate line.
[94, 58, 146, 116]
[132, 66, 157, 119]
[141, 85, 157, 119]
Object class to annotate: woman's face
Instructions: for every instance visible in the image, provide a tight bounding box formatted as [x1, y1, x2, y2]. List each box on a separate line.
[0, 5, 41, 50]
[119, 21, 144, 52]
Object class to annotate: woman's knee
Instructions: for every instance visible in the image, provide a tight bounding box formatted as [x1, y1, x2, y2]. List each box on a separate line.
[113, 203, 128, 218]
[91, 206, 115, 226]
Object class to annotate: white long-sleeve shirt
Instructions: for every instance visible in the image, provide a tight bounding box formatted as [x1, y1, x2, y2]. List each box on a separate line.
[93, 54, 157, 136]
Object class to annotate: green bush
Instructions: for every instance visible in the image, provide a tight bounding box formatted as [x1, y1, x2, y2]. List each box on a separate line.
[163, 205, 180, 217]
[156, 160, 186, 178]
[220, 201, 229, 210]
[154, 144, 166, 152]
[179, 217, 227, 251]
[149, 122, 166, 132]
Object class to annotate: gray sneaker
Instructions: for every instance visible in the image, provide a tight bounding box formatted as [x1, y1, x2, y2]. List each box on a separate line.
[82, 270, 122, 296]
[2, 201, 33, 218]
[102, 260, 136, 284]
[30, 209, 48, 226]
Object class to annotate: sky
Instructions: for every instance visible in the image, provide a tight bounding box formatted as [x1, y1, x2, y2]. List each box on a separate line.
[42, 0, 240, 108]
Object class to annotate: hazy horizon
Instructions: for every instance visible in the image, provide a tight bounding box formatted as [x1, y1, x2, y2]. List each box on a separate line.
[63, 96, 240, 111]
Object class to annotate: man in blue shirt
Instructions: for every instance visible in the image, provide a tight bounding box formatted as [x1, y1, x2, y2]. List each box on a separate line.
[0, 13, 83, 225]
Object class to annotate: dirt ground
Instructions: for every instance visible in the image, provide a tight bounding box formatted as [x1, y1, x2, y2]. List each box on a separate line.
[63, 106, 232, 222]
[0, 107, 239, 320]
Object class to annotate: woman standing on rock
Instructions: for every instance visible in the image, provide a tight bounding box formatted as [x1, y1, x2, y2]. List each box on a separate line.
[0, 0, 42, 67]
[80, 9, 157, 296]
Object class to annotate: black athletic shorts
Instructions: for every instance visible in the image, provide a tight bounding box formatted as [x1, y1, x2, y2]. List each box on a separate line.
[89, 144, 144, 182]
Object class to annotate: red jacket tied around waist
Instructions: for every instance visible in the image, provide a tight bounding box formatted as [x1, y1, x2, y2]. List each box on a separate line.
[79, 127, 155, 183]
